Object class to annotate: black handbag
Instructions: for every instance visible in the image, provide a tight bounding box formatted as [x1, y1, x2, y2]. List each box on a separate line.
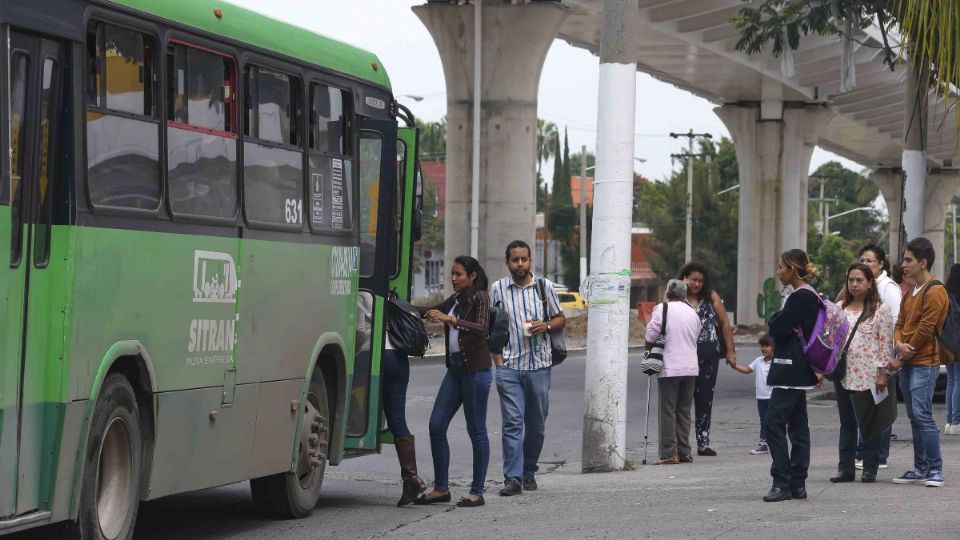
[386, 291, 429, 357]
[536, 278, 567, 366]
[827, 310, 865, 382]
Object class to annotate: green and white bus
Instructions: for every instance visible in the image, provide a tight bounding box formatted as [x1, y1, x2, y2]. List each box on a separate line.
[0, 0, 423, 536]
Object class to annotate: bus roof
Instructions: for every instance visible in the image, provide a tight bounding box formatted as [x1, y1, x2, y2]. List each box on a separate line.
[104, 0, 391, 88]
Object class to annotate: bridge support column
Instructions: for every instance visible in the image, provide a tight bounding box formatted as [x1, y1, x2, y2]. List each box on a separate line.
[923, 171, 960, 278]
[871, 169, 904, 260]
[715, 103, 833, 325]
[414, 2, 568, 284]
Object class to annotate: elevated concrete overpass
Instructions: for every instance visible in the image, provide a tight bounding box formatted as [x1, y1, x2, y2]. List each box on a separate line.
[417, 0, 960, 324]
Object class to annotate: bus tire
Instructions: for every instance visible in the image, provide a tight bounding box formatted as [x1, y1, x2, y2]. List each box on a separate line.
[73, 374, 143, 540]
[250, 372, 330, 519]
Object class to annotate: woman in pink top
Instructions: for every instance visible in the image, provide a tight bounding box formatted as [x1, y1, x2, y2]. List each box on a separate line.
[645, 279, 702, 464]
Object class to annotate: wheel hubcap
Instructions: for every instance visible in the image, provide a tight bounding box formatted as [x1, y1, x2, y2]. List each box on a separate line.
[296, 392, 328, 488]
[97, 417, 133, 539]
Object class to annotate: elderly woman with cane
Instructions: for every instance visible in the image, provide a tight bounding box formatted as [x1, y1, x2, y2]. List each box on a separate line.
[644, 279, 701, 464]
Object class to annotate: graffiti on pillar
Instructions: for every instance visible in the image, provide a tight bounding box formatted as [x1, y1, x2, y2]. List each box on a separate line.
[756, 277, 781, 323]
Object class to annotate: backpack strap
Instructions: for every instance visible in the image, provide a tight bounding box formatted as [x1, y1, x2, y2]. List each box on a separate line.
[919, 279, 947, 354]
[794, 283, 825, 351]
[661, 302, 669, 338]
[536, 278, 554, 322]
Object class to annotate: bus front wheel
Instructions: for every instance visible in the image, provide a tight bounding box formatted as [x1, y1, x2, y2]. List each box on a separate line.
[250, 372, 330, 518]
[73, 374, 143, 540]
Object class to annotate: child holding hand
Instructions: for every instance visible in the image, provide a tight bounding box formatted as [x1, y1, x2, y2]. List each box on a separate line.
[728, 334, 774, 455]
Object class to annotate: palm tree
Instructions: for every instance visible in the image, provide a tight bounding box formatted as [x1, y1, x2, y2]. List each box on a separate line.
[897, 0, 959, 123]
[537, 119, 559, 176]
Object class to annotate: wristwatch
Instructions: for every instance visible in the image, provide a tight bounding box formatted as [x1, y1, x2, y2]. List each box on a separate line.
[546, 322, 552, 332]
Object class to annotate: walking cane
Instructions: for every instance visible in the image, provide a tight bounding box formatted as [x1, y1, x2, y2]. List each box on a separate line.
[642, 374, 653, 465]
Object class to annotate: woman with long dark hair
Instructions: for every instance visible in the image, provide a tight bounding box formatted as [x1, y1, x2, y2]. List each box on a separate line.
[679, 262, 736, 456]
[763, 249, 822, 502]
[414, 256, 493, 508]
[830, 263, 895, 483]
[944, 264, 960, 435]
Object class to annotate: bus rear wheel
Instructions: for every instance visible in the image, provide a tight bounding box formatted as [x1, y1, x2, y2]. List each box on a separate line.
[74, 374, 143, 540]
[250, 373, 330, 518]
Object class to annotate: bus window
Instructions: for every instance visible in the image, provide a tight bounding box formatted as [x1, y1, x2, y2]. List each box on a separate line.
[358, 132, 382, 277]
[33, 57, 61, 267]
[307, 82, 353, 234]
[391, 140, 406, 278]
[166, 43, 237, 220]
[309, 84, 349, 156]
[243, 65, 303, 228]
[85, 22, 161, 211]
[10, 53, 28, 266]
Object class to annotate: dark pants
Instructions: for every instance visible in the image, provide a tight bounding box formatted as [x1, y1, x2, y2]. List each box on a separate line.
[658, 376, 696, 459]
[382, 349, 411, 438]
[766, 388, 810, 490]
[757, 398, 770, 441]
[857, 374, 895, 464]
[428, 352, 492, 495]
[836, 382, 882, 475]
[694, 345, 721, 449]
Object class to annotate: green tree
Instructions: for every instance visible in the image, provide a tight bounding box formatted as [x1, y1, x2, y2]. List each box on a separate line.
[733, 1, 960, 124]
[641, 137, 740, 307]
[810, 235, 858, 298]
[808, 161, 883, 246]
[416, 117, 446, 162]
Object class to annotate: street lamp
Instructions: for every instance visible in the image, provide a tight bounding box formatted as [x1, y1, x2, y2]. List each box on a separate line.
[819, 206, 874, 236]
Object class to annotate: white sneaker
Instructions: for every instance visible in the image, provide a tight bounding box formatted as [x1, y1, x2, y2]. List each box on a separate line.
[945, 423, 953, 434]
[948, 424, 960, 435]
[854, 459, 864, 470]
[879, 462, 889, 469]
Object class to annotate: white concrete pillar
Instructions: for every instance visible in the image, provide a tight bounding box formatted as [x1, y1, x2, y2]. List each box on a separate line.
[924, 171, 960, 278]
[871, 169, 904, 259]
[902, 58, 928, 240]
[715, 103, 833, 325]
[582, 0, 637, 473]
[413, 2, 568, 285]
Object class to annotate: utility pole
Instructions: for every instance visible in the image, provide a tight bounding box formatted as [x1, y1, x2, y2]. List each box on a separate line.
[582, 0, 636, 473]
[579, 144, 588, 290]
[669, 130, 712, 263]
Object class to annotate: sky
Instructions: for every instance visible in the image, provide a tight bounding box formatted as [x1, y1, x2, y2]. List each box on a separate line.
[229, 0, 863, 183]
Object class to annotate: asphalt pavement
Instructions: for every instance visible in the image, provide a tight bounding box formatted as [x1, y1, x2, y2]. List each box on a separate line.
[15, 345, 960, 538]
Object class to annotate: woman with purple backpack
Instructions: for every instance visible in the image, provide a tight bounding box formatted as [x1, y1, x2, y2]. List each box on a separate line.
[762, 249, 824, 503]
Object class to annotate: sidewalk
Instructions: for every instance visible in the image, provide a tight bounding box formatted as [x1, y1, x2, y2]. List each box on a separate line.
[377, 402, 960, 538]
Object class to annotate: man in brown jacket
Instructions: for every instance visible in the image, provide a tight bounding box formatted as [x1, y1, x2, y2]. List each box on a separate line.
[890, 237, 948, 487]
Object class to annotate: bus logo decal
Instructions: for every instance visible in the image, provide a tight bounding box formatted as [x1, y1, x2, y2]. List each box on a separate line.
[193, 250, 239, 304]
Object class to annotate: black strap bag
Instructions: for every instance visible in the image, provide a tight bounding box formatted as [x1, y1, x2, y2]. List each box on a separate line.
[488, 301, 510, 354]
[386, 291, 429, 357]
[536, 278, 567, 366]
[826, 310, 865, 382]
[640, 302, 667, 375]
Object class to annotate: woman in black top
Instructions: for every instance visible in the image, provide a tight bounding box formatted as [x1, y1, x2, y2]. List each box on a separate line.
[763, 249, 823, 502]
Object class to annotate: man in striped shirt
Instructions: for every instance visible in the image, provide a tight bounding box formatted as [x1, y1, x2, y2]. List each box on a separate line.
[492, 240, 565, 496]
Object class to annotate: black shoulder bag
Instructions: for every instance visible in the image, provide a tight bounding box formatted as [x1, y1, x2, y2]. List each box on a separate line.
[536, 278, 567, 366]
[827, 310, 865, 382]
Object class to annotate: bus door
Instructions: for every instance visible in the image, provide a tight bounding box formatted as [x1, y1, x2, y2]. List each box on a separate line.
[0, 31, 68, 517]
[344, 119, 397, 452]
[377, 126, 422, 445]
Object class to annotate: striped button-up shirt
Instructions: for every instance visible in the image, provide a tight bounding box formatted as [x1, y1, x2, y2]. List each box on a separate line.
[491, 275, 563, 371]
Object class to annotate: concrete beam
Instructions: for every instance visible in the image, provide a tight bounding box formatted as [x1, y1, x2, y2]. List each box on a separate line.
[715, 103, 833, 325]
[413, 2, 569, 286]
[925, 171, 960, 278]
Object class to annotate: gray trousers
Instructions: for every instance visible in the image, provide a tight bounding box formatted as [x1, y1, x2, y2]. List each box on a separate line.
[658, 376, 696, 459]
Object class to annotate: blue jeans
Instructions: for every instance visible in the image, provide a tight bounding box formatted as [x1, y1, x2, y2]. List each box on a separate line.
[495, 366, 551, 480]
[899, 365, 942, 474]
[381, 349, 411, 438]
[757, 398, 769, 441]
[428, 352, 492, 495]
[947, 362, 960, 425]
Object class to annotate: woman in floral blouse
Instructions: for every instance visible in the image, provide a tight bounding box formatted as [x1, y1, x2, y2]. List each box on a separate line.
[830, 262, 895, 484]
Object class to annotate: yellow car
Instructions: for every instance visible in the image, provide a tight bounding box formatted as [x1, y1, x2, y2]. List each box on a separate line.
[557, 291, 586, 310]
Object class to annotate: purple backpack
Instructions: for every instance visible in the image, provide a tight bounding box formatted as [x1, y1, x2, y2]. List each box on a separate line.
[796, 284, 851, 375]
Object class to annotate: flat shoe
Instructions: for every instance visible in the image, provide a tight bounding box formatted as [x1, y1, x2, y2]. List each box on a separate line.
[654, 456, 679, 465]
[763, 487, 792, 503]
[456, 496, 485, 507]
[697, 447, 717, 456]
[861, 473, 877, 483]
[413, 492, 451, 505]
[678, 454, 693, 463]
[830, 473, 855, 483]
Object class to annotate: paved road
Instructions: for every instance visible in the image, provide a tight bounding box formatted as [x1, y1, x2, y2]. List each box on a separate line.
[18, 345, 960, 538]
[133, 346, 765, 538]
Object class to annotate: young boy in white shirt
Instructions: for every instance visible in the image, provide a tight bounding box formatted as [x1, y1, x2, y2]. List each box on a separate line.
[729, 334, 774, 454]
